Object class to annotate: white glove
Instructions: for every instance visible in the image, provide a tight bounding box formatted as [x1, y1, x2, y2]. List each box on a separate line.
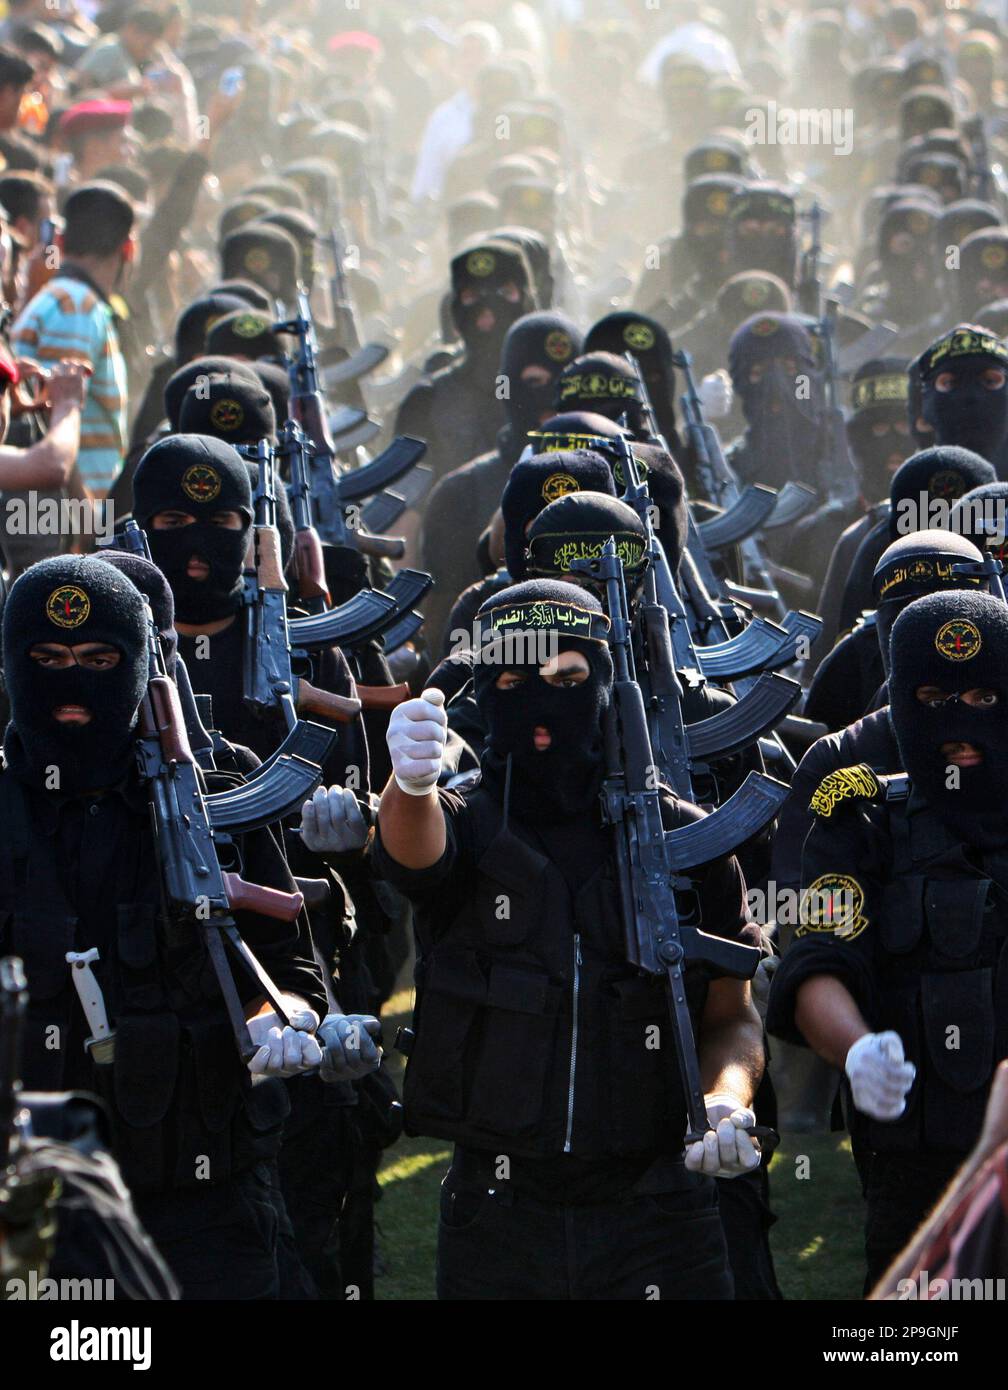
[845, 1031, 916, 1121]
[697, 370, 733, 420]
[300, 785, 371, 854]
[318, 1013, 383, 1080]
[247, 1007, 322, 1078]
[386, 687, 447, 795]
[684, 1092, 761, 1178]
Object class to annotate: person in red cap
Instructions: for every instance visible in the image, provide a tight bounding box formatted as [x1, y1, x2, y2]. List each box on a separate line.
[59, 99, 132, 181]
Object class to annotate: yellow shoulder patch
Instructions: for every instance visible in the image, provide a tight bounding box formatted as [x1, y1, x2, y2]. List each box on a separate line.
[809, 763, 881, 818]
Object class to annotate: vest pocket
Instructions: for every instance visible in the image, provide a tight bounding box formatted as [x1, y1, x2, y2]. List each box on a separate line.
[604, 973, 674, 1155]
[924, 880, 991, 960]
[404, 949, 486, 1124]
[921, 969, 994, 1151]
[405, 949, 562, 1140]
[466, 962, 561, 1139]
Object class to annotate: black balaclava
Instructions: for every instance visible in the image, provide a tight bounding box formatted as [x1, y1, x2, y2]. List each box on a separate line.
[683, 138, 748, 185]
[888, 445, 997, 541]
[583, 312, 680, 453]
[872, 530, 991, 676]
[959, 229, 1008, 319]
[493, 227, 554, 310]
[530, 411, 631, 454]
[98, 550, 178, 676]
[917, 325, 1008, 462]
[220, 224, 301, 304]
[204, 309, 288, 362]
[206, 279, 276, 315]
[728, 312, 822, 489]
[163, 356, 261, 433]
[951, 480, 1008, 570]
[555, 352, 645, 433]
[726, 183, 798, 286]
[848, 356, 912, 501]
[889, 590, 1008, 848]
[620, 441, 689, 571]
[2, 556, 148, 794]
[178, 371, 277, 446]
[133, 435, 253, 624]
[903, 152, 966, 204]
[499, 311, 583, 446]
[501, 449, 617, 581]
[934, 200, 1000, 263]
[526, 492, 649, 596]
[899, 85, 956, 143]
[473, 579, 614, 825]
[174, 294, 246, 365]
[714, 271, 792, 336]
[877, 198, 938, 311]
[251, 360, 290, 426]
[975, 299, 1008, 339]
[680, 173, 745, 283]
[449, 238, 536, 369]
[257, 209, 319, 293]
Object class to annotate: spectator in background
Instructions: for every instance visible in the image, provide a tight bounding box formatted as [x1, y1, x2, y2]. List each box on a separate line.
[73, 5, 166, 100]
[0, 172, 56, 254]
[58, 98, 132, 181]
[12, 181, 134, 502]
[0, 44, 35, 134]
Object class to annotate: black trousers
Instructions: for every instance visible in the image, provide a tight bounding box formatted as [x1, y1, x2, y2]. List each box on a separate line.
[436, 1161, 734, 1301]
[863, 1149, 963, 1293]
[135, 1162, 317, 1301]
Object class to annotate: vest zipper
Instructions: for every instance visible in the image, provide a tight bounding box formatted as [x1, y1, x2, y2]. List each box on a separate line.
[563, 933, 582, 1153]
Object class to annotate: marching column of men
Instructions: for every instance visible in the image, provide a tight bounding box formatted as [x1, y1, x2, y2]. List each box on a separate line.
[8, 0, 1008, 1306]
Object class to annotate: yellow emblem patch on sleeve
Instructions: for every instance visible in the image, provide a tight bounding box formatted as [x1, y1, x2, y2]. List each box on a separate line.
[809, 763, 881, 818]
[797, 873, 869, 941]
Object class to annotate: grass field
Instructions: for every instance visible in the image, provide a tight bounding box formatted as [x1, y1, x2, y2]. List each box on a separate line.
[374, 988, 866, 1301]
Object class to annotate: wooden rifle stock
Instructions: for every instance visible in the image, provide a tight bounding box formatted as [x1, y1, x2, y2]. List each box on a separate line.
[356, 682, 410, 711]
[296, 678, 361, 724]
[222, 872, 304, 922]
[146, 676, 197, 766]
[294, 528, 331, 606]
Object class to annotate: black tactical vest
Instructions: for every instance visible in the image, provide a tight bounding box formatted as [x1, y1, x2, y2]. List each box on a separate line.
[0, 769, 288, 1196]
[402, 786, 711, 1160]
[866, 793, 1008, 1154]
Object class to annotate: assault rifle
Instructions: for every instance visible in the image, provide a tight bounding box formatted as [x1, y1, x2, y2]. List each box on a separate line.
[135, 601, 312, 1061]
[571, 538, 781, 1149]
[243, 439, 363, 730]
[254, 429, 429, 702]
[274, 294, 426, 561]
[610, 438, 801, 779]
[106, 519, 336, 813]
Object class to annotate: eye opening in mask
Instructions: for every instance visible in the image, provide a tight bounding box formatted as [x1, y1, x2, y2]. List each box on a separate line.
[28, 641, 121, 670]
[914, 685, 999, 708]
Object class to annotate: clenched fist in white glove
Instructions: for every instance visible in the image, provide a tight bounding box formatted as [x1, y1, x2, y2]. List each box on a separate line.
[697, 370, 733, 420]
[247, 1007, 323, 1078]
[684, 1093, 762, 1178]
[318, 1013, 383, 1081]
[300, 785, 374, 854]
[845, 1031, 916, 1121]
[386, 687, 447, 795]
